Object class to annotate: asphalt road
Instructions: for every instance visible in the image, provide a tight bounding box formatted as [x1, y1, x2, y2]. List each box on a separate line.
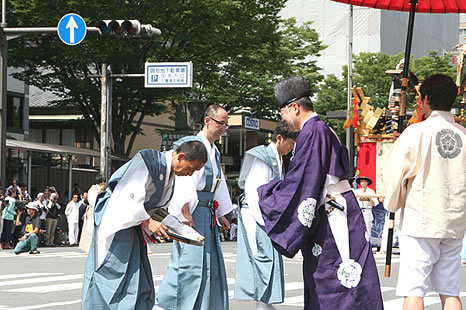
[0, 242, 465, 309]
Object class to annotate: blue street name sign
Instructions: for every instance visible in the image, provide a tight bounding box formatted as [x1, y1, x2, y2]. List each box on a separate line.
[57, 13, 87, 46]
[145, 62, 193, 88]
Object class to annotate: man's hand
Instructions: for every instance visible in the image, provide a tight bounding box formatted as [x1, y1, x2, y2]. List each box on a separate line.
[20, 235, 27, 242]
[181, 203, 195, 227]
[145, 218, 169, 239]
[218, 216, 230, 231]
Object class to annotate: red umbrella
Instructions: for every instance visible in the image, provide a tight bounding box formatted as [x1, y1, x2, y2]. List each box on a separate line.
[331, 0, 466, 277]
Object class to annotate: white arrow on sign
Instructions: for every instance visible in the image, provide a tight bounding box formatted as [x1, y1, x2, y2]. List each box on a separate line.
[66, 16, 78, 44]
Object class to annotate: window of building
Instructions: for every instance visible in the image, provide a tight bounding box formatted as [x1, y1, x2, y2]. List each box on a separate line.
[7, 94, 24, 132]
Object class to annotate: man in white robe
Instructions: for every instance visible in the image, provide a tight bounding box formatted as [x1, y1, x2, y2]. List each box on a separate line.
[353, 176, 377, 234]
[384, 74, 466, 310]
[156, 104, 233, 310]
[82, 139, 207, 310]
[65, 194, 80, 246]
[234, 122, 297, 310]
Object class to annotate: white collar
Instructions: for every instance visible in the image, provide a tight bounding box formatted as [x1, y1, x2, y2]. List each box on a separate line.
[270, 142, 282, 176]
[164, 150, 174, 187]
[197, 131, 215, 152]
[301, 112, 318, 130]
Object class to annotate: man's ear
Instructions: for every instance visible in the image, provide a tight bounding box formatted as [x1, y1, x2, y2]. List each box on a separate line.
[276, 134, 283, 144]
[176, 152, 187, 161]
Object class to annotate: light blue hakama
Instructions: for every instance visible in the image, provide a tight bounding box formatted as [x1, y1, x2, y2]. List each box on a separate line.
[234, 144, 284, 304]
[234, 203, 284, 304]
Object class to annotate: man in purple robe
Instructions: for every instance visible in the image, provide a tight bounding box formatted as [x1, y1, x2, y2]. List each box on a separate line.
[258, 76, 383, 309]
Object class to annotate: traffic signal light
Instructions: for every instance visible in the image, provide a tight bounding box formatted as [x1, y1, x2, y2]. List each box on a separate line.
[95, 20, 161, 37]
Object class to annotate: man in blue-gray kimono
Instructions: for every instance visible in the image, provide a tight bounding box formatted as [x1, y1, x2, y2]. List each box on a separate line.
[156, 104, 233, 310]
[234, 121, 298, 310]
[82, 138, 207, 310]
[258, 76, 383, 310]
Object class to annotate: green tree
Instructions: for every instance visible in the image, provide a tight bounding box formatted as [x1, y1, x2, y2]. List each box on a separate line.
[7, 0, 323, 157]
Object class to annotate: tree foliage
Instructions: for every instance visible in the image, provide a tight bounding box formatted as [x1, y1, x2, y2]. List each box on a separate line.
[7, 0, 324, 156]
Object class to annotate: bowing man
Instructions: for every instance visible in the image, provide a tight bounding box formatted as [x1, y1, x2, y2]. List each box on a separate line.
[234, 121, 298, 310]
[258, 76, 383, 310]
[82, 138, 207, 310]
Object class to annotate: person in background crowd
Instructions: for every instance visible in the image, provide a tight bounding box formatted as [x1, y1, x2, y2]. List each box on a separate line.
[6, 179, 21, 195]
[14, 202, 41, 255]
[79, 176, 107, 252]
[44, 192, 60, 246]
[65, 194, 80, 246]
[229, 218, 238, 241]
[12, 207, 26, 247]
[353, 176, 378, 234]
[19, 183, 31, 202]
[78, 192, 88, 242]
[0, 187, 4, 244]
[35, 192, 47, 243]
[1, 188, 17, 249]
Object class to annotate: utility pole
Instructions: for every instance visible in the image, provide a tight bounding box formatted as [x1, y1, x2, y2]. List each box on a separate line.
[346, 5, 354, 175]
[100, 64, 112, 181]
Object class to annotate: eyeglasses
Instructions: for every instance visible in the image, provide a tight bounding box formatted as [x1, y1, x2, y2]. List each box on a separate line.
[209, 117, 230, 129]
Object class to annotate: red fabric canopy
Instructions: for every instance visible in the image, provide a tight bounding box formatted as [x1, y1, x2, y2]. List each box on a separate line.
[331, 0, 466, 13]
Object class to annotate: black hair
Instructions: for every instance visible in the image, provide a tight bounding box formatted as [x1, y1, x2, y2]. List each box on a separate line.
[7, 188, 16, 196]
[295, 96, 314, 111]
[203, 104, 227, 120]
[95, 175, 106, 185]
[175, 141, 208, 164]
[419, 74, 457, 111]
[272, 121, 299, 142]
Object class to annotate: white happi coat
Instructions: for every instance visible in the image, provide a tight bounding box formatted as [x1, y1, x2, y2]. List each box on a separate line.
[384, 111, 466, 239]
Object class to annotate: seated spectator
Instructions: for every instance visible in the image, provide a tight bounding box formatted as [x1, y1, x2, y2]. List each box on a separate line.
[14, 202, 41, 255]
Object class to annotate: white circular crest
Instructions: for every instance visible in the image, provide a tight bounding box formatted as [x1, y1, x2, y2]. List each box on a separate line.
[297, 197, 317, 228]
[337, 259, 362, 288]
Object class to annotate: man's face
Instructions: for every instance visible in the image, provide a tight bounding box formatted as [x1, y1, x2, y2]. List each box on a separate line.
[360, 180, 368, 188]
[275, 136, 296, 156]
[205, 108, 229, 141]
[26, 208, 36, 217]
[172, 153, 205, 176]
[72, 195, 79, 202]
[280, 103, 298, 131]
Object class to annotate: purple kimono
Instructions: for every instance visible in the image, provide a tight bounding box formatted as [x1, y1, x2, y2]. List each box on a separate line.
[258, 116, 383, 310]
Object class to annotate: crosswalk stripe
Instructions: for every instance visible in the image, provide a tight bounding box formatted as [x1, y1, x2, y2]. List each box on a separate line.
[0, 299, 81, 310]
[5, 282, 83, 293]
[0, 274, 82, 287]
[0, 273, 61, 280]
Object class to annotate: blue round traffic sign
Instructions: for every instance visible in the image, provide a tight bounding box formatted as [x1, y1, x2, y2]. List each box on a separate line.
[57, 13, 87, 46]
